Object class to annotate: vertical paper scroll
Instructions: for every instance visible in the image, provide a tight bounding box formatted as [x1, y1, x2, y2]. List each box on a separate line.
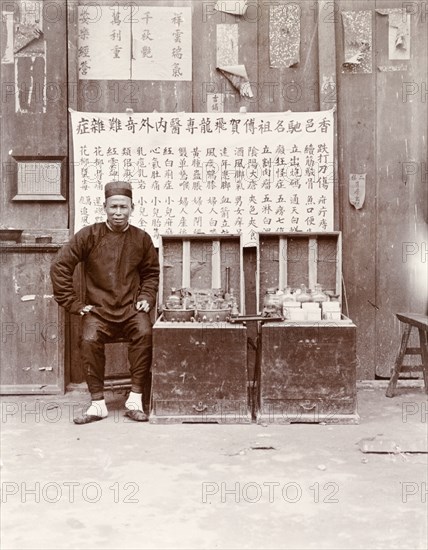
[342, 11, 372, 74]
[216, 24, 239, 67]
[78, 4, 131, 79]
[77, 6, 192, 80]
[269, 4, 300, 68]
[376, 9, 411, 60]
[349, 174, 366, 209]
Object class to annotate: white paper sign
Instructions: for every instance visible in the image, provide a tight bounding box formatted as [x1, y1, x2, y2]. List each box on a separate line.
[71, 110, 335, 246]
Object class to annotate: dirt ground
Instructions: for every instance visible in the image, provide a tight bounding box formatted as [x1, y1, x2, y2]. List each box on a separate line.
[0, 384, 427, 550]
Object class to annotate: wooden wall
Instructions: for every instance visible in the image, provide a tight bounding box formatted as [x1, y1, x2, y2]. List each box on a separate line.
[1, 0, 69, 230]
[1, 0, 426, 387]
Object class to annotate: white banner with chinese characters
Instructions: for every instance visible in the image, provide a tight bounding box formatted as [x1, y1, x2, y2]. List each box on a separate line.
[70, 110, 335, 247]
[77, 5, 192, 81]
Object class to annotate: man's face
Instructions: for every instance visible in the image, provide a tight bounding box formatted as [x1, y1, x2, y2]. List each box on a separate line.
[104, 195, 134, 231]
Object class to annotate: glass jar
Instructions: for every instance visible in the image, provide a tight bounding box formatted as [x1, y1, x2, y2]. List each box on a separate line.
[312, 283, 329, 303]
[263, 288, 280, 315]
[165, 288, 181, 309]
[281, 286, 296, 303]
[295, 284, 312, 303]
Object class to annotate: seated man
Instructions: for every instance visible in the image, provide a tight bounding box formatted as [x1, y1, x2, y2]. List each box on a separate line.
[50, 181, 159, 424]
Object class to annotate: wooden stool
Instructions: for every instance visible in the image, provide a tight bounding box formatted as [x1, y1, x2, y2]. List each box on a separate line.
[386, 313, 428, 397]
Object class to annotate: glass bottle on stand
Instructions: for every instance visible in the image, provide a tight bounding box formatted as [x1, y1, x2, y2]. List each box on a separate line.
[282, 286, 295, 303]
[165, 288, 181, 309]
[263, 287, 280, 316]
[295, 284, 312, 303]
[312, 283, 329, 303]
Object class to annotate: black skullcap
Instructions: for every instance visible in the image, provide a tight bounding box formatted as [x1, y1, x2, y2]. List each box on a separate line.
[104, 181, 133, 199]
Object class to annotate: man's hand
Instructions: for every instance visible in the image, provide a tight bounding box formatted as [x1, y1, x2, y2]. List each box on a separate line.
[80, 305, 94, 316]
[136, 300, 150, 312]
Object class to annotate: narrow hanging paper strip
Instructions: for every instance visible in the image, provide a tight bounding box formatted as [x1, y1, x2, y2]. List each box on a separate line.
[389, 10, 410, 60]
[376, 8, 411, 60]
[216, 24, 239, 67]
[349, 174, 366, 209]
[342, 11, 372, 74]
[269, 4, 300, 68]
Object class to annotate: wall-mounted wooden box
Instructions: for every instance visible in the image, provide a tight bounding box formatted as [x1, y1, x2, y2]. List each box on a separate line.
[150, 235, 251, 423]
[256, 232, 359, 424]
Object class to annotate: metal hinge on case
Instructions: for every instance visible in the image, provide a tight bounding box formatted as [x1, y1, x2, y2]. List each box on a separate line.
[192, 401, 208, 413]
[300, 401, 317, 411]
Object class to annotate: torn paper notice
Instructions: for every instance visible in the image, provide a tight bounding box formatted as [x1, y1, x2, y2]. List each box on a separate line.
[390, 9, 410, 60]
[14, 24, 43, 54]
[342, 11, 372, 74]
[349, 173, 366, 209]
[378, 64, 408, 72]
[217, 64, 253, 97]
[216, 24, 239, 67]
[1, 12, 14, 63]
[269, 4, 300, 68]
[206, 92, 225, 113]
[215, 1, 248, 16]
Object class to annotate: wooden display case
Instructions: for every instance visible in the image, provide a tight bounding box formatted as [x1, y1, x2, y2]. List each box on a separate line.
[256, 232, 359, 424]
[0, 243, 64, 394]
[150, 235, 251, 423]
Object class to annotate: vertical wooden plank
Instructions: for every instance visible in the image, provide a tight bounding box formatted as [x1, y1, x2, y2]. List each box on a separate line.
[182, 239, 191, 288]
[258, 0, 319, 113]
[239, 239, 246, 314]
[278, 236, 287, 290]
[318, 0, 339, 229]
[335, 0, 377, 379]
[211, 240, 221, 288]
[287, 236, 309, 289]
[317, 234, 339, 293]
[0, 0, 68, 229]
[374, 1, 428, 376]
[162, 239, 183, 300]
[158, 236, 165, 305]
[336, 232, 342, 299]
[308, 237, 318, 289]
[192, 0, 259, 112]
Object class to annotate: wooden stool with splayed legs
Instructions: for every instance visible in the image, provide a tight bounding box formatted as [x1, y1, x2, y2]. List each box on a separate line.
[386, 313, 428, 397]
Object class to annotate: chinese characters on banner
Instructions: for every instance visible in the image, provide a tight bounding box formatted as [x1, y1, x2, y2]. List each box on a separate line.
[77, 5, 191, 80]
[70, 111, 335, 247]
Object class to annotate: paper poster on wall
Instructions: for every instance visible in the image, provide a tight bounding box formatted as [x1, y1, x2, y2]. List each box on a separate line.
[269, 4, 300, 68]
[78, 4, 131, 79]
[376, 9, 410, 60]
[215, 1, 248, 16]
[206, 93, 225, 112]
[342, 11, 372, 73]
[77, 5, 191, 81]
[216, 24, 239, 67]
[349, 173, 366, 209]
[132, 7, 192, 80]
[70, 110, 335, 247]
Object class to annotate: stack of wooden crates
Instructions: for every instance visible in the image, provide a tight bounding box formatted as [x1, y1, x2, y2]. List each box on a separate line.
[256, 232, 359, 424]
[150, 234, 251, 423]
